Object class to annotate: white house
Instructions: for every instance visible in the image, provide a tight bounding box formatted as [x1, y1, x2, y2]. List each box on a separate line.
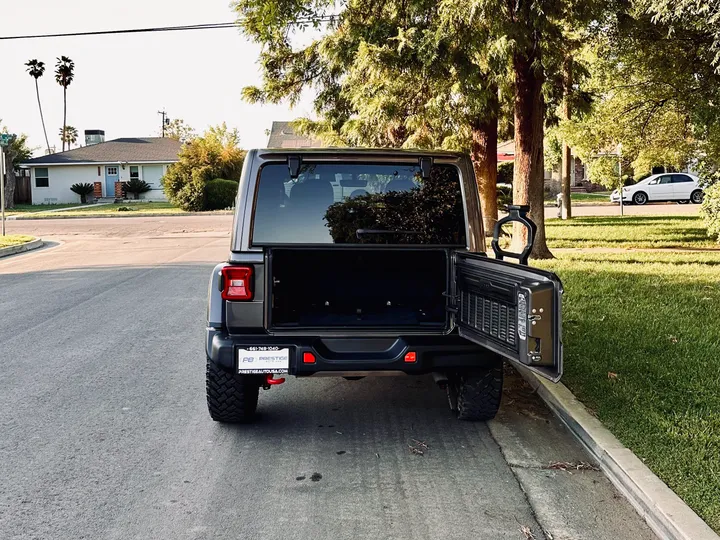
[21, 135, 182, 204]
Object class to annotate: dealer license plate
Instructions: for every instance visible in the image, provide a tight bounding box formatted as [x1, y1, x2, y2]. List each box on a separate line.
[237, 346, 290, 374]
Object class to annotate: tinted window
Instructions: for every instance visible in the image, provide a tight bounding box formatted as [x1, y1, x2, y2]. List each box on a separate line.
[672, 175, 693, 183]
[252, 162, 466, 245]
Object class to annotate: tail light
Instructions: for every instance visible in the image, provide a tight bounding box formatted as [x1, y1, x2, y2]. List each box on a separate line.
[221, 266, 253, 301]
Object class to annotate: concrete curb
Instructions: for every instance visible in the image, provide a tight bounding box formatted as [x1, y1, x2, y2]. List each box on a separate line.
[0, 238, 44, 258]
[11, 211, 233, 220]
[517, 366, 719, 540]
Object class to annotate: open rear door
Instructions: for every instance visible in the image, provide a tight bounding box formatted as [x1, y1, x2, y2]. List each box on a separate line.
[454, 252, 563, 381]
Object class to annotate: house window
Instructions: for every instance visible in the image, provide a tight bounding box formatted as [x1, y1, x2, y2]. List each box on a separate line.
[107, 166, 118, 176]
[35, 168, 49, 188]
[130, 166, 140, 180]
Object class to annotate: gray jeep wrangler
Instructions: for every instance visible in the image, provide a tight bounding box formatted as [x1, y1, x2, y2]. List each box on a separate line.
[206, 149, 562, 423]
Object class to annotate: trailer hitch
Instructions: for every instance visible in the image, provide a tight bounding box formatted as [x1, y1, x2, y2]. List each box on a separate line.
[263, 374, 286, 389]
[491, 205, 537, 266]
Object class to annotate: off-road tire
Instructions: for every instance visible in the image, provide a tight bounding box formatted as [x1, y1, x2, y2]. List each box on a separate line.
[447, 363, 503, 421]
[206, 359, 260, 423]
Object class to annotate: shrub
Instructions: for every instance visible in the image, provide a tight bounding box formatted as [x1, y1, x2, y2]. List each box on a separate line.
[701, 183, 720, 243]
[497, 162, 514, 185]
[70, 182, 94, 204]
[497, 184, 512, 209]
[117, 206, 134, 212]
[164, 123, 245, 211]
[123, 178, 152, 199]
[205, 179, 239, 210]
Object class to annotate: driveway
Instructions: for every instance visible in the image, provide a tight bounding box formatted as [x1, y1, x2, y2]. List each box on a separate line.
[0, 216, 656, 540]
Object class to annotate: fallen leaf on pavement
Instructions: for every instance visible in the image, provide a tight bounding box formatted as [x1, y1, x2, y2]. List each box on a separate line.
[548, 461, 600, 472]
[520, 525, 536, 539]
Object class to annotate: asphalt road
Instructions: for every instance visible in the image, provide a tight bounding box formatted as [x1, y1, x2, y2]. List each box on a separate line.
[0, 216, 657, 540]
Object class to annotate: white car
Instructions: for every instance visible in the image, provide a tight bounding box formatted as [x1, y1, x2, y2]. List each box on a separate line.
[610, 173, 704, 205]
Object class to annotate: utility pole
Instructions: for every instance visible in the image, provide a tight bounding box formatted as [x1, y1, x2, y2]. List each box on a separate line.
[618, 143, 624, 217]
[158, 109, 169, 137]
[0, 144, 6, 236]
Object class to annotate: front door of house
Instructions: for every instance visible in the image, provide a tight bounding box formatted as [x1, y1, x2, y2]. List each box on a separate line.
[105, 166, 119, 197]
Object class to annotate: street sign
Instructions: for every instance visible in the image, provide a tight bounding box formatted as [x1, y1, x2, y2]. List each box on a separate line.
[0, 133, 10, 147]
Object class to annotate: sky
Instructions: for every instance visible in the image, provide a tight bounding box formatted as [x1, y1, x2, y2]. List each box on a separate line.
[0, 0, 317, 156]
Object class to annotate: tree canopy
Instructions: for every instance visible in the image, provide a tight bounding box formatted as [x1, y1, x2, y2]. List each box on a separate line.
[235, 0, 720, 246]
[163, 124, 245, 211]
[164, 118, 196, 143]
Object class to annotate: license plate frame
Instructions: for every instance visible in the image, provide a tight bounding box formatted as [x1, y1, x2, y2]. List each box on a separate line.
[236, 346, 290, 374]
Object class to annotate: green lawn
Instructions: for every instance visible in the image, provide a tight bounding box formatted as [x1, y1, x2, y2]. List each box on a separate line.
[6, 203, 88, 215]
[0, 235, 35, 248]
[540, 216, 720, 530]
[535, 251, 720, 532]
[26, 201, 187, 217]
[546, 215, 715, 249]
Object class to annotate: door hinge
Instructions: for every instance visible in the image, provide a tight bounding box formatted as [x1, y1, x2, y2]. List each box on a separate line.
[443, 292, 459, 313]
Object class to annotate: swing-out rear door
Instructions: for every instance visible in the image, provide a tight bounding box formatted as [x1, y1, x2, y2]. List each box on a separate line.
[454, 253, 563, 382]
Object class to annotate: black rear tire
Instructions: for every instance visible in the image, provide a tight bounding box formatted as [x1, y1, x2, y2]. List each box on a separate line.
[206, 359, 261, 423]
[691, 190, 704, 204]
[447, 362, 503, 421]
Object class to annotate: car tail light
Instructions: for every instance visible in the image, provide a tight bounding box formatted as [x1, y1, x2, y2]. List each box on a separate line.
[221, 266, 253, 301]
[404, 352, 417, 363]
[303, 352, 316, 364]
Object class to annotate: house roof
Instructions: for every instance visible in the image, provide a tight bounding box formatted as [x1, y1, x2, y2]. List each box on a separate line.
[267, 121, 323, 149]
[22, 137, 182, 166]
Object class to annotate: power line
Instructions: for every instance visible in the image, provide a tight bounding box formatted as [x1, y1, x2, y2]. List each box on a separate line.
[0, 18, 335, 41]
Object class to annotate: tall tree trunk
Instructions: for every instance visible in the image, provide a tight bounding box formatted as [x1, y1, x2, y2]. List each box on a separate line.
[560, 55, 573, 220]
[470, 114, 498, 237]
[3, 147, 17, 210]
[62, 86, 67, 152]
[512, 48, 553, 259]
[36, 80, 51, 155]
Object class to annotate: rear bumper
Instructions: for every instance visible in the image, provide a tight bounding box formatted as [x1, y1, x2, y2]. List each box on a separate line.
[206, 329, 496, 376]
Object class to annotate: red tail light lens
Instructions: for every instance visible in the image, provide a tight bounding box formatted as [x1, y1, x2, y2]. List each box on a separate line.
[221, 266, 253, 301]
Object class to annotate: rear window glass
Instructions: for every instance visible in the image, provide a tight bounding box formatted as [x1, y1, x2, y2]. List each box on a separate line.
[251, 162, 466, 245]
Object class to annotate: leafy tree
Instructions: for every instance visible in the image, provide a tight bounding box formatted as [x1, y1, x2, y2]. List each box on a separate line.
[163, 124, 245, 211]
[164, 118, 196, 143]
[238, 0, 508, 234]
[70, 183, 94, 203]
[25, 59, 51, 155]
[59, 125, 78, 149]
[236, 0, 618, 258]
[54, 56, 75, 152]
[0, 125, 33, 209]
[560, 7, 720, 186]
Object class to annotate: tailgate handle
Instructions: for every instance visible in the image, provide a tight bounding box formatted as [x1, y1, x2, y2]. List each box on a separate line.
[491, 205, 537, 265]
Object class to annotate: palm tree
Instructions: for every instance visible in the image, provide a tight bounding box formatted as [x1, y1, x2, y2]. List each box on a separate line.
[59, 125, 78, 149]
[54, 56, 75, 151]
[25, 59, 52, 155]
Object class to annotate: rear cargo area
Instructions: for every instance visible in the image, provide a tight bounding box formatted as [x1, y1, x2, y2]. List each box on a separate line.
[269, 248, 449, 330]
